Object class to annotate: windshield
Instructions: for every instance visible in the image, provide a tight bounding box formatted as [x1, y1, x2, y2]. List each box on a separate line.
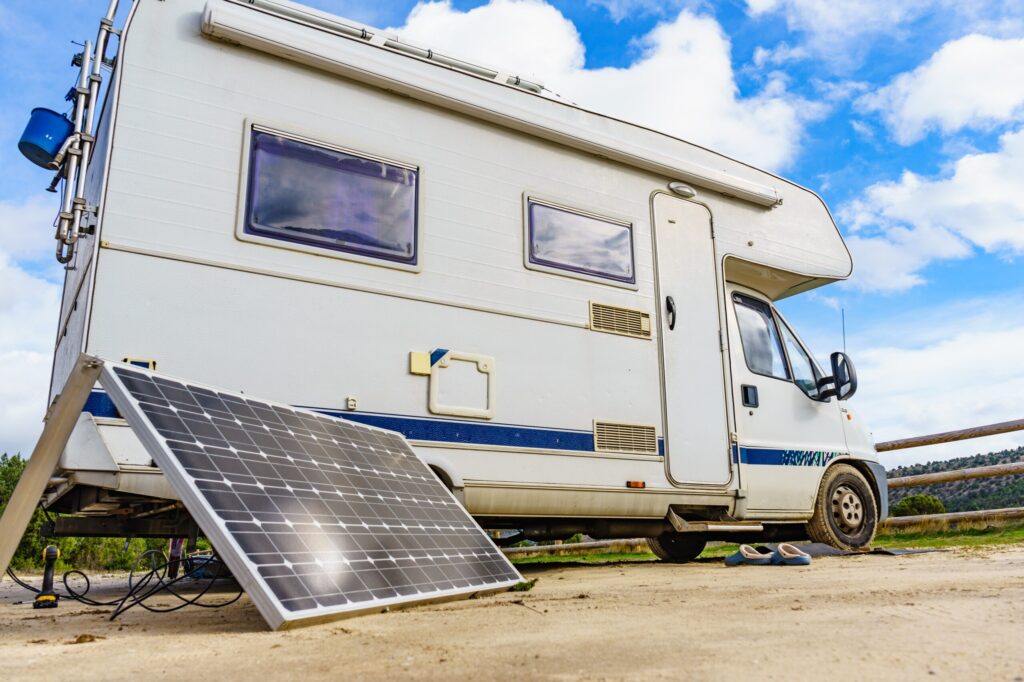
[777, 316, 824, 399]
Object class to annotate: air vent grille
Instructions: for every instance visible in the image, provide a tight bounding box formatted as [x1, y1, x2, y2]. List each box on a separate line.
[594, 421, 659, 455]
[589, 302, 652, 339]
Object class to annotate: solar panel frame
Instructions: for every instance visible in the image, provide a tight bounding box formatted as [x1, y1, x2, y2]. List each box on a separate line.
[98, 361, 522, 630]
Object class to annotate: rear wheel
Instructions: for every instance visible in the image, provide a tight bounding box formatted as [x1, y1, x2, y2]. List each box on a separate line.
[806, 463, 878, 550]
[647, 534, 707, 563]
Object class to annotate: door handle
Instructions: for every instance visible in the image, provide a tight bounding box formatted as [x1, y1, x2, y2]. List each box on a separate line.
[666, 296, 676, 330]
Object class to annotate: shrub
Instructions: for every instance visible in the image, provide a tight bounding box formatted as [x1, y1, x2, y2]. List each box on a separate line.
[891, 493, 946, 517]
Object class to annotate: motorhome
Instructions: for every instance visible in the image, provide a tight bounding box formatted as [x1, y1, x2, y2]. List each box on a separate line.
[29, 0, 887, 560]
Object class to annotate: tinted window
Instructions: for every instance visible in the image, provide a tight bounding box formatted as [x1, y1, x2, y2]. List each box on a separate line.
[733, 295, 790, 380]
[245, 129, 418, 264]
[527, 200, 635, 284]
[779, 320, 822, 398]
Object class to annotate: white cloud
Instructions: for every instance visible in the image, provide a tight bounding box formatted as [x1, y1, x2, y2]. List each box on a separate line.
[839, 127, 1024, 292]
[390, 1, 815, 170]
[586, 0, 692, 23]
[752, 41, 808, 68]
[849, 294, 1024, 468]
[745, 0, 1024, 71]
[0, 197, 60, 265]
[745, 0, 939, 68]
[0, 250, 61, 456]
[858, 34, 1024, 144]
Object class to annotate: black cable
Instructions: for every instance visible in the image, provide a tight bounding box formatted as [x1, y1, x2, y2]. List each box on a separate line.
[6, 550, 242, 617]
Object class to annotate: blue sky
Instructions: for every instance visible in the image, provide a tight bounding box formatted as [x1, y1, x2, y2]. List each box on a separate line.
[1, 0, 1023, 468]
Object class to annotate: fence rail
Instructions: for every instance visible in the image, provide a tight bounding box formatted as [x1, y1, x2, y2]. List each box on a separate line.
[875, 418, 1024, 452]
[882, 507, 1024, 528]
[887, 461, 1024, 489]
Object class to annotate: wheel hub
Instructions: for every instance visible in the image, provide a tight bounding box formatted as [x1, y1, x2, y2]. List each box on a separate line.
[831, 484, 864, 532]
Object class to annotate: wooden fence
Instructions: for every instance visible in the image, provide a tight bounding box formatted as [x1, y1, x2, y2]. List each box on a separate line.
[879, 418, 1024, 528]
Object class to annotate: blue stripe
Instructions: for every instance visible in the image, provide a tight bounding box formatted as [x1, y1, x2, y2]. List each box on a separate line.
[83, 391, 663, 455]
[429, 348, 449, 366]
[737, 446, 842, 467]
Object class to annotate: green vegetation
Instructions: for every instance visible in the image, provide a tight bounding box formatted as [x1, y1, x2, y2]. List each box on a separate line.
[875, 523, 1024, 549]
[888, 448, 1024, 512]
[512, 552, 658, 565]
[891, 493, 945, 517]
[1, 453, 167, 572]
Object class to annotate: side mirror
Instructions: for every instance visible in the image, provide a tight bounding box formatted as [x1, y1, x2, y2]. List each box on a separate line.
[819, 351, 858, 401]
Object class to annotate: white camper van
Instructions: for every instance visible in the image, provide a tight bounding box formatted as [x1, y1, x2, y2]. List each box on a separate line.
[34, 0, 887, 559]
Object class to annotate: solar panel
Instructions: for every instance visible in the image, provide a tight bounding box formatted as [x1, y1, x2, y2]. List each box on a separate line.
[99, 361, 522, 629]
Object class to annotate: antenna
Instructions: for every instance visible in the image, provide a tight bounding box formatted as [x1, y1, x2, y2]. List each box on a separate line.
[842, 308, 847, 354]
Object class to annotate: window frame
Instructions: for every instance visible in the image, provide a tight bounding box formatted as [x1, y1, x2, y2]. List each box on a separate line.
[732, 293, 792, 383]
[775, 313, 827, 401]
[236, 122, 423, 273]
[522, 195, 638, 290]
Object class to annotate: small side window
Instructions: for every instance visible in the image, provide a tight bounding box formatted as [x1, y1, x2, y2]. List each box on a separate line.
[779, 319, 823, 398]
[733, 294, 790, 381]
[245, 128, 418, 265]
[526, 199, 635, 285]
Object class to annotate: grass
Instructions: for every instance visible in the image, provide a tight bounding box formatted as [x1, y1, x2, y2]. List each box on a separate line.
[508, 522, 1024, 565]
[874, 523, 1024, 549]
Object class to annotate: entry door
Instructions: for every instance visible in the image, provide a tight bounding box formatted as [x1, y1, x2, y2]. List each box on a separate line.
[653, 194, 731, 485]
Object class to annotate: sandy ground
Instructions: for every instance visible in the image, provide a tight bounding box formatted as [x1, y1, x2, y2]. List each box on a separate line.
[2, 546, 1023, 681]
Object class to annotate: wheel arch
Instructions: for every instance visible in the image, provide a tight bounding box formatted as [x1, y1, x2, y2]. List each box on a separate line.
[840, 458, 888, 521]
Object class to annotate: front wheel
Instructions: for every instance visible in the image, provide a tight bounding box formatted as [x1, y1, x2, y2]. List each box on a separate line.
[806, 463, 878, 550]
[647, 534, 707, 562]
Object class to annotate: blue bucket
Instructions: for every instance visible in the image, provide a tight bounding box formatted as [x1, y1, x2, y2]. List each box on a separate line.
[19, 108, 73, 169]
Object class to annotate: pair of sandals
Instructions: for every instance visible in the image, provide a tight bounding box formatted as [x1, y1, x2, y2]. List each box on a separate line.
[725, 543, 811, 566]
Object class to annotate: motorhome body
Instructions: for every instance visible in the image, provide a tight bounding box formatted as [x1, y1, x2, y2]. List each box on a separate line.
[42, 0, 886, 557]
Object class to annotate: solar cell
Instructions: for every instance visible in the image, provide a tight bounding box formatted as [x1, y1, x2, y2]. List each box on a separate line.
[99, 361, 521, 629]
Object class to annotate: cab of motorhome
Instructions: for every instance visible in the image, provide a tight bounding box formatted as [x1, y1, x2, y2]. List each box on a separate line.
[31, 0, 886, 558]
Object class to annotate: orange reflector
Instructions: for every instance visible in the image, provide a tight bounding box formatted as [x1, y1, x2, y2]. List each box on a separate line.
[846, 414, 853, 420]
[626, 480, 646, 489]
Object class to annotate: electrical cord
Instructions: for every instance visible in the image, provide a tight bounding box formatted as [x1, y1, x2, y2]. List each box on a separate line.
[6, 550, 242, 619]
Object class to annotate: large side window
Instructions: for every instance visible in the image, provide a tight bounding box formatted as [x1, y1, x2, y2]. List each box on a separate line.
[245, 128, 418, 265]
[526, 199, 635, 285]
[733, 294, 790, 380]
[779, 319, 823, 398]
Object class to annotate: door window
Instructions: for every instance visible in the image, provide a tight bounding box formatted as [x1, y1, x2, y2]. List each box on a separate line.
[779, 320, 823, 398]
[733, 294, 790, 380]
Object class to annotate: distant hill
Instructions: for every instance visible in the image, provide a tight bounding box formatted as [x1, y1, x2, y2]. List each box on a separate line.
[887, 448, 1024, 512]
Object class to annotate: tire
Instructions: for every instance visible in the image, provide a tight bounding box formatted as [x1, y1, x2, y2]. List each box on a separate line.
[806, 463, 878, 550]
[647, 534, 707, 563]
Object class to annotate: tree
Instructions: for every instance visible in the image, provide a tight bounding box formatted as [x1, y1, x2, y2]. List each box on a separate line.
[0, 453, 49, 570]
[891, 493, 945, 517]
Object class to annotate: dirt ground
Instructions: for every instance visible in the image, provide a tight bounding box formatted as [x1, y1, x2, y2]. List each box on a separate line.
[2, 546, 1023, 681]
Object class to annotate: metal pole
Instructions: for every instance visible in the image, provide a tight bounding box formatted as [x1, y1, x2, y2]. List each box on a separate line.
[57, 40, 91, 247]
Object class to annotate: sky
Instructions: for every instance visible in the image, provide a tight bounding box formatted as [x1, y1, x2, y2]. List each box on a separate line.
[1, 0, 1023, 469]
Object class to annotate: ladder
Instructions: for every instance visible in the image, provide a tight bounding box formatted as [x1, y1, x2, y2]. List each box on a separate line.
[53, 0, 121, 267]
